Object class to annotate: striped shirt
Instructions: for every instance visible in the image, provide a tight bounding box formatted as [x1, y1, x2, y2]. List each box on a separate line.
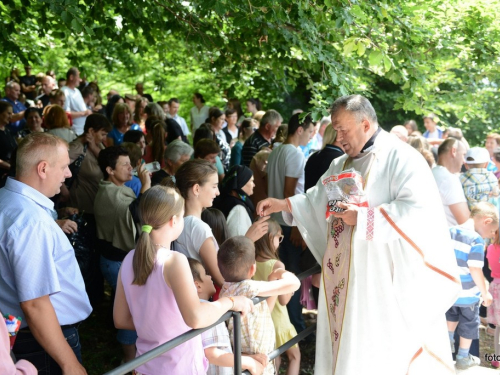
[450, 222, 485, 307]
[459, 168, 499, 210]
[241, 131, 270, 167]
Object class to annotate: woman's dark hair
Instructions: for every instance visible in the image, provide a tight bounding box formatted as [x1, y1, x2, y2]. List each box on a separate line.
[97, 146, 129, 179]
[247, 98, 262, 111]
[193, 123, 215, 147]
[201, 208, 229, 246]
[106, 94, 124, 120]
[84, 113, 113, 134]
[194, 92, 205, 104]
[238, 118, 254, 138]
[225, 108, 237, 117]
[123, 130, 145, 144]
[208, 107, 224, 123]
[24, 107, 41, 120]
[228, 98, 244, 118]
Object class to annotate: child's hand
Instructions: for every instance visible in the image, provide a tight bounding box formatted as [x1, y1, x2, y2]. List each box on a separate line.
[268, 268, 287, 281]
[482, 291, 493, 307]
[248, 353, 268, 367]
[242, 354, 266, 375]
[231, 296, 254, 317]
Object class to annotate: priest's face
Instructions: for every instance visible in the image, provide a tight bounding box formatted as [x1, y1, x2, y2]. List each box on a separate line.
[331, 108, 371, 157]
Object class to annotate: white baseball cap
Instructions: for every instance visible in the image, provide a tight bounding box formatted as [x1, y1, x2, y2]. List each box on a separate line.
[465, 147, 490, 164]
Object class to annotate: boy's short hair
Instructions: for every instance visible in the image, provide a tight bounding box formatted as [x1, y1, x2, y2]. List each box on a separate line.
[187, 258, 203, 283]
[218, 236, 255, 282]
[471, 202, 499, 224]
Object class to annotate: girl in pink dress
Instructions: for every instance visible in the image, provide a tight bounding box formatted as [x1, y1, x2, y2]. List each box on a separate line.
[113, 185, 253, 375]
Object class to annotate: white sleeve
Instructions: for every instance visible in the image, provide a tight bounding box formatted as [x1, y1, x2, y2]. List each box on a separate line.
[443, 175, 466, 205]
[227, 205, 252, 237]
[284, 147, 304, 179]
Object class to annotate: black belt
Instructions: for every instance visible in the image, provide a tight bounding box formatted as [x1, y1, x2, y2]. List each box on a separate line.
[20, 322, 81, 333]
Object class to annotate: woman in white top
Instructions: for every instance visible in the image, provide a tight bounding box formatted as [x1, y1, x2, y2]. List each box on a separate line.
[170, 159, 225, 288]
[190, 92, 209, 133]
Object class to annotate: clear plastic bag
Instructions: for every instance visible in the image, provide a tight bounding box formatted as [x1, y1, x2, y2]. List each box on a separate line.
[322, 168, 368, 220]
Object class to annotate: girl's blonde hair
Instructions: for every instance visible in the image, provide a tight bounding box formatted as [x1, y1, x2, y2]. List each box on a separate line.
[254, 218, 282, 261]
[132, 185, 184, 285]
[322, 124, 338, 149]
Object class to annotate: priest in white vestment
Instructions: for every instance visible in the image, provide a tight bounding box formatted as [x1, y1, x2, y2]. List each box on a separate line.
[257, 95, 462, 374]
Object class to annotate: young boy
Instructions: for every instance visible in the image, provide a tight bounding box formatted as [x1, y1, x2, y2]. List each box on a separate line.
[460, 147, 499, 210]
[187, 258, 267, 375]
[217, 236, 300, 375]
[446, 202, 498, 369]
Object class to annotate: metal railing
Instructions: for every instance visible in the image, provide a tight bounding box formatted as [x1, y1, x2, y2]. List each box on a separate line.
[103, 264, 321, 375]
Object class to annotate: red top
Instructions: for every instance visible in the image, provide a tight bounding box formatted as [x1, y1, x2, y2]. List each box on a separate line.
[487, 244, 500, 279]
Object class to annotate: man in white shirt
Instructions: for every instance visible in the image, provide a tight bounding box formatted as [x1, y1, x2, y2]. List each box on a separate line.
[267, 112, 314, 334]
[61, 67, 92, 136]
[167, 98, 190, 136]
[432, 137, 470, 226]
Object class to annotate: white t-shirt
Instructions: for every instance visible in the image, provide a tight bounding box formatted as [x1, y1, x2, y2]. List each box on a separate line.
[175, 216, 217, 261]
[61, 86, 87, 135]
[190, 105, 210, 131]
[170, 114, 190, 136]
[227, 205, 252, 238]
[432, 165, 467, 227]
[267, 144, 306, 226]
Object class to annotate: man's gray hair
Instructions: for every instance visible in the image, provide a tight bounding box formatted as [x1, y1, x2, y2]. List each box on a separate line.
[330, 95, 378, 124]
[164, 139, 193, 163]
[259, 109, 283, 129]
[5, 80, 19, 90]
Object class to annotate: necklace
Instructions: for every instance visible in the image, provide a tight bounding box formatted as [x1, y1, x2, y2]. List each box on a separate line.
[154, 243, 170, 249]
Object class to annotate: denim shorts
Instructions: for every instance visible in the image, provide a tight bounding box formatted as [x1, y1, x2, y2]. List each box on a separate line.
[446, 303, 480, 340]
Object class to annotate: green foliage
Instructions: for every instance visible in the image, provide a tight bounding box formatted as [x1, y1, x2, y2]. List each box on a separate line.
[1, 0, 500, 144]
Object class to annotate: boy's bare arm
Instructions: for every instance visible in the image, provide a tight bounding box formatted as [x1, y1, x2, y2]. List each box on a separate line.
[204, 348, 265, 375]
[257, 269, 300, 297]
[470, 266, 492, 306]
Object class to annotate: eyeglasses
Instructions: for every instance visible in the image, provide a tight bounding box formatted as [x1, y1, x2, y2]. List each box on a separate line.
[277, 235, 284, 243]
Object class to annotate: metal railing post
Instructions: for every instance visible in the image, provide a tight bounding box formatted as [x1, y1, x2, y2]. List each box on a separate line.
[233, 311, 242, 374]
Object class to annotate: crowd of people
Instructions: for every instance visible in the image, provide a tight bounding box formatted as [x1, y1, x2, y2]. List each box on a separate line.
[1, 67, 500, 375]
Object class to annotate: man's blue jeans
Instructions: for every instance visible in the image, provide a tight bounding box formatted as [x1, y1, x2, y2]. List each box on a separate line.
[279, 225, 307, 333]
[13, 325, 82, 375]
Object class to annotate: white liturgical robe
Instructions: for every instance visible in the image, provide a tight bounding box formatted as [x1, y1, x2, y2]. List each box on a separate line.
[284, 130, 461, 374]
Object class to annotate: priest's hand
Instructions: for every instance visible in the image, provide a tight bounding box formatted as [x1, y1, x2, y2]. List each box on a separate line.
[256, 198, 289, 217]
[332, 202, 358, 226]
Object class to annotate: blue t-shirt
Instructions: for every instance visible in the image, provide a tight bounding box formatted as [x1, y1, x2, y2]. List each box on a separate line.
[1, 97, 26, 135]
[124, 175, 142, 197]
[450, 224, 485, 307]
[0, 178, 92, 327]
[108, 124, 141, 146]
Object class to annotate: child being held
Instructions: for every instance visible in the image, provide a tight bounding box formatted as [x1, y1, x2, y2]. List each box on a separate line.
[218, 236, 300, 375]
[446, 202, 498, 370]
[187, 258, 266, 375]
[253, 219, 301, 375]
[460, 147, 499, 209]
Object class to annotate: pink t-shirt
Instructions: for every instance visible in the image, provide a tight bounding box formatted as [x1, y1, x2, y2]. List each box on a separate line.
[487, 244, 500, 279]
[121, 248, 208, 374]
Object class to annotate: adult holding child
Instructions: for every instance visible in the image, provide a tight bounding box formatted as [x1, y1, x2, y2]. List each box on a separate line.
[114, 185, 254, 375]
[257, 95, 461, 374]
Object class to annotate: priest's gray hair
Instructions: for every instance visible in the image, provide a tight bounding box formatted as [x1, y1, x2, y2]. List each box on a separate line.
[330, 95, 378, 125]
[164, 139, 193, 163]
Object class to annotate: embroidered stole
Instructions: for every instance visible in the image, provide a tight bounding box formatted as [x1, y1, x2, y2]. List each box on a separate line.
[322, 151, 376, 374]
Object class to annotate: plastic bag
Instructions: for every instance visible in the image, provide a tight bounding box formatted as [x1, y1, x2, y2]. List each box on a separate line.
[322, 168, 368, 220]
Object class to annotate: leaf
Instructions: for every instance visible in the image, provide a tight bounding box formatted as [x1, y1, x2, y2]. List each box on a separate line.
[357, 43, 366, 56]
[383, 55, 391, 72]
[368, 50, 383, 66]
[343, 41, 357, 55]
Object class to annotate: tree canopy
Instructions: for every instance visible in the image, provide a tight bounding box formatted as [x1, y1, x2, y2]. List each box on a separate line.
[1, 0, 500, 144]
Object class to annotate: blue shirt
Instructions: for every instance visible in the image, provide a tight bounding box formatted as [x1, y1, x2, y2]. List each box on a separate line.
[124, 175, 142, 197]
[0, 178, 92, 327]
[1, 97, 26, 135]
[450, 223, 485, 307]
[108, 124, 141, 146]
